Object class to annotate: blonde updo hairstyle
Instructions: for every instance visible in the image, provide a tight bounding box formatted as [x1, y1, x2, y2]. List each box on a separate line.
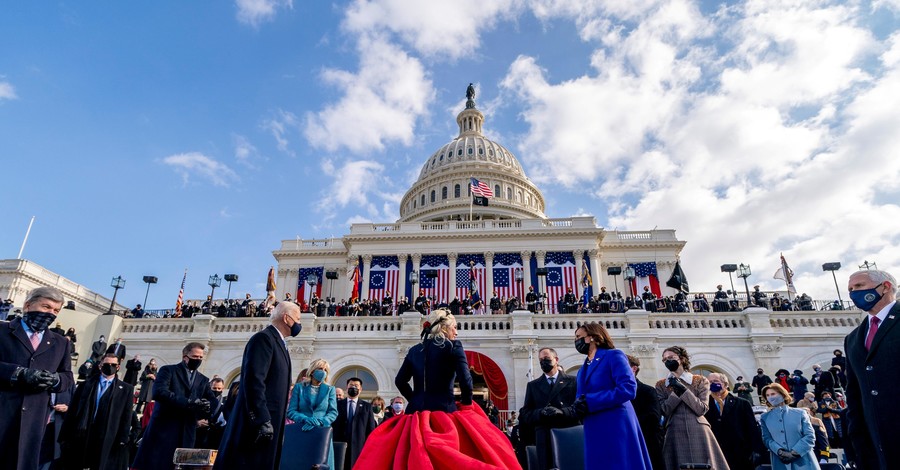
[422, 308, 456, 345]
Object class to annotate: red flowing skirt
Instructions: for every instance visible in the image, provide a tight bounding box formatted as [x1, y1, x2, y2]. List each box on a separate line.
[353, 403, 521, 470]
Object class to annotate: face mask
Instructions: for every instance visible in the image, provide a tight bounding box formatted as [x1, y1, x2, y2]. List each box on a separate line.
[186, 358, 202, 370]
[767, 395, 785, 406]
[539, 358, 555, 373]
[664, 359, 680, 372]
[214, 390, 223, 398]
[373, 406, 382, 413]
[757, 371, 764, 375]
[288, 318, 302, 337]
[22, 311, 56, 332]
[709, 382, 723, 393]
[347, 386, 360, 398]
[814, 368, 821, 373]
[311, 369, 327, 383]
[101, 363, 118, 376]
[392, 403, 403, 413]
[850, 286, 884, 311]
[574, 338, 590, 355]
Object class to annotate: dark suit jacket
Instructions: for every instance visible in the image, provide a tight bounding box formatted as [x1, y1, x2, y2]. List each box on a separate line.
[395, 340, 473, 413]
[214, 325, 292, 470]
[106, 342, 126, 360]
[844, 302, 900, 470]
[91, 340, 107, 360]
[132, 362, 216, 470]
[632, 378, 664, 470]
[0, 319, 75, 470]
[123, 358, 141, 386]
[704, 393, 763, 470]
[59, 376, 134, 470]
[333, 397, 377, 469]
[518, 371, 578, 470]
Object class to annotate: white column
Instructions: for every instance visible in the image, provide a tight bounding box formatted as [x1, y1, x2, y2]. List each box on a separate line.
[520, 250, 532, 300]
[398, 253, 408, 303]
[412, 253, 422, 298]
[484, 252, 494, 297]
[448, 252, 458, 301]
[589, 249, 601, 290]
[362, 254, 373, 301]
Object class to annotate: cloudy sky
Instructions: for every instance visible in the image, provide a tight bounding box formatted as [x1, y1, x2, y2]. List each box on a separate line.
[2, 0, 899, 308]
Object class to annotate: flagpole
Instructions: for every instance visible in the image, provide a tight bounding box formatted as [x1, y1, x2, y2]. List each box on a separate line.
[17, 216, 35, 259]
[469, 177, 473, 222]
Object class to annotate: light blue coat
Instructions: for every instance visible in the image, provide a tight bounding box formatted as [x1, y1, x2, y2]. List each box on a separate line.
[760, 405, 820, 470]
[286, 381, 339, 468]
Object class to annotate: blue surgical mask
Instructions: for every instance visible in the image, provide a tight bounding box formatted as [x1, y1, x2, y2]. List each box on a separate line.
[289, 321, 302, 337]
[392, 402, 403, 413]
[709, 382, 723, 393]
[311, 369, 327, 383]
[767, 394, 785, 406]
[850, 285, 884, 311]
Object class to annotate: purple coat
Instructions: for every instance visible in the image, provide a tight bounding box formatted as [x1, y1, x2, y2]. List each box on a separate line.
[0, 319, 75, 470]
[576, 348, 652, 470]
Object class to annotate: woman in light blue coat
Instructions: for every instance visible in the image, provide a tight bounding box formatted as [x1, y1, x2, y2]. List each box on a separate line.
[286, 358, 339, 469]
[760, 384, 820, 470]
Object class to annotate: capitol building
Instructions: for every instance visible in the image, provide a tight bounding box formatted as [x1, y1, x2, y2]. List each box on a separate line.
[0, 89, 862, 411]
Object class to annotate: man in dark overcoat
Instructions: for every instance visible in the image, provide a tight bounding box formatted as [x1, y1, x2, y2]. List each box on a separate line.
[131, 342, 216, 470]
[0, 286, 75, 470]
[122, 355, 141, 386]
[59, 353, 134, 470]
[333, 377, 378, 469]
[214, 302, 298, 470]
[518, 347, 579, 470]
[704, 373, 763, 470]
[844, 269, 900, 469]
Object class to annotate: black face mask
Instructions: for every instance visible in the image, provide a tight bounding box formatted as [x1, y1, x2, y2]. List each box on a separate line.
[23, 311, 56, 332]
[213, 390, 223, 398]
[101, 363, 118, 376]
[539, 358, 555, 373]
[664, 359, 680, 372]
[186, 358, 202, 370]
[574, 338, 590, 355]
[347, 386, 360, 398]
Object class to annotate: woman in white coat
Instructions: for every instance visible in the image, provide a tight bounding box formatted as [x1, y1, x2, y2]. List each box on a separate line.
[759, 384, 820, 470]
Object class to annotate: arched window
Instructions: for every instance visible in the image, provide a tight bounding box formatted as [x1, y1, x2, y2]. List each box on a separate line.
[333, 367, 379, 400]
[413, 200, 417, 208]
[517, 190, 522, 202]
[421, 194, 425, 206]
[454, 184, 461, 198]
[430, 190, 436, 203]
[457, 148, 463, 156]
[440, 154, 444, 161]
[467, 147, 473, 155]
[494, 185, 500, 197]
[467, 184, 471, 196]
[507, 188, 512, 200]
[489, 149, 494, 157]
[479, 148, 484, 155]
[442, 186, 448, 199]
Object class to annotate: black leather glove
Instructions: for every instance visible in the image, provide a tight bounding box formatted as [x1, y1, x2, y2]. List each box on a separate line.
[36, 371, 59, 390]
[540, 406, 563, 422]
[668, 377, 686, 396]
[256, 421, 274, 443]
[188, 399, 210, 413]
[16, 368, 54, 390]
[777, 449, 795, 464]
[199, 399, 211, 414]
[571, 395, 588, 418]
[789, 450, 801, 462]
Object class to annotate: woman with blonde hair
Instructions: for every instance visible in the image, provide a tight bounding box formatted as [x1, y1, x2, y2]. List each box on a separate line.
[355, 308, 518, 469]
[759, 383, 819, 470]
[286, 358, 338, 469]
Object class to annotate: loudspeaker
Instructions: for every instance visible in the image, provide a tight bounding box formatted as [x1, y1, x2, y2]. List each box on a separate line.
[607, 267, 622, 275]
[425, 270, 438, 279]
[325, 271, 339, 280]
[822, 262, 841, 271]
[536, 268, 548, 276]
[142, 276, 158, 284]
[720, 264, 738, 273]
[224, 274, 239, 282]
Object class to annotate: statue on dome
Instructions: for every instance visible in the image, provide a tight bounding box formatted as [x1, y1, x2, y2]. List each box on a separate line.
[465, 83, 476, 109]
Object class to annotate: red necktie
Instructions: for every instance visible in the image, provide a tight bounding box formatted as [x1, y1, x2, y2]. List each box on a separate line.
[865, 317, 881, 351]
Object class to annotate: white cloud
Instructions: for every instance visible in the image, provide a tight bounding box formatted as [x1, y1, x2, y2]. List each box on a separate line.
[304, 36, 433, 154]
[233, 134, 262, 167]
[0, 80, 17, 101]
[235, 0, 292, 27]
[262, 110, 300, 156]
[343, 0, 521, 58]
[162, 152, 239, 187]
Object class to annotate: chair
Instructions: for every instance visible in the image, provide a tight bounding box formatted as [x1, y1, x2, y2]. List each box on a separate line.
[755, 465, 772, 470]
[819, 464, 845, 470]
[279, 424, 333, 469]
[333, 441, 347, 470]
[525, 445, 539, 470]
[549, 425, 584, 470]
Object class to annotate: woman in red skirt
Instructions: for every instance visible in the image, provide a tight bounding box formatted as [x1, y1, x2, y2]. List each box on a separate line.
[354, 308, 520, 470]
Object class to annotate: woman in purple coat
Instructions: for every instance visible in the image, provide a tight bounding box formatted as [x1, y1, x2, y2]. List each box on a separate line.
[574, 322, 652, 469]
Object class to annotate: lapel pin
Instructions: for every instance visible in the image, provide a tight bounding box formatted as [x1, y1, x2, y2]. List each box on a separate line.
[889, 315, 895, 320]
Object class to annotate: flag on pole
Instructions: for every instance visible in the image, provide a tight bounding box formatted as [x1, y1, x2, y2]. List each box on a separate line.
[773, 253, 796, 294]
[471, 177, 492, 206]
[468, 261, 481, 303]
[629, 262, 662, 297]
[175, 269, 187, 316]
[264, 266, 277, 310]
[349, 261, 360, 302]
[581, 258, 593, 308]
[666, 260, 690, 293]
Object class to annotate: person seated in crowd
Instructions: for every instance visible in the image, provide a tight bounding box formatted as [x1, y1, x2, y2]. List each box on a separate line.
[751, 285, 768, 308]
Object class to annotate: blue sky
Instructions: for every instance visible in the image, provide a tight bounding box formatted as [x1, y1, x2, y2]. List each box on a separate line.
[2, 0, 899, 308]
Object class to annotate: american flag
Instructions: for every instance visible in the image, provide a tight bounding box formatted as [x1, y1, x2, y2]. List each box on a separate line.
[492, 252, 522, 300]
[470, 177, 493, 197]
[546, 251, 578, 314]
[420, 255, 450, 303]
[455, 254, 486, 302]
[629, 262, 661, 297]
[368, 256, 399, 302]
[175, 269, 187, 315]
[297, 267, 324, 308]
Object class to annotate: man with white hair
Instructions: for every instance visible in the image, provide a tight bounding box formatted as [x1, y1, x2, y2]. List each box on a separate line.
[0, 286, 75, 470]
[215, 301, 299, 470]
[845, 269, 899, 469]
[703, 373, 763, 470]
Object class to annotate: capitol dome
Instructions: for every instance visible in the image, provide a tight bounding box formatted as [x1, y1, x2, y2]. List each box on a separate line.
[398, 85, 547, 222]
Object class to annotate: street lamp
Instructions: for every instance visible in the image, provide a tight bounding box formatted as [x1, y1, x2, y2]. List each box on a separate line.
[208, 274, 222, 302]
[224, 274, 239, 300]
[720, 264, 738, 300]
[607, 266, 622, 295]
[107, 276, 126, 314]
[142, 276, 158, 310]
[306, 273, 319, 306]
[624, 266, 636, 298]
[737, 264, 752, 308]
[823, 262, 843, 307]
[514, 267, 524, 300]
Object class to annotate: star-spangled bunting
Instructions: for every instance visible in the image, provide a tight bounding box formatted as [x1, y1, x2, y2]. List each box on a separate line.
[492, 253, 523, 300]
[545, 252, 577, 313]
[297, 266, 324, 308]
[369, 255, 399, 302]
[628, 262, 661, 297]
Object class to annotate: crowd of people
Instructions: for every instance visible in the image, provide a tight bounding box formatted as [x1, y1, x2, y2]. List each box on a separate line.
[1, 267, 897, 469]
